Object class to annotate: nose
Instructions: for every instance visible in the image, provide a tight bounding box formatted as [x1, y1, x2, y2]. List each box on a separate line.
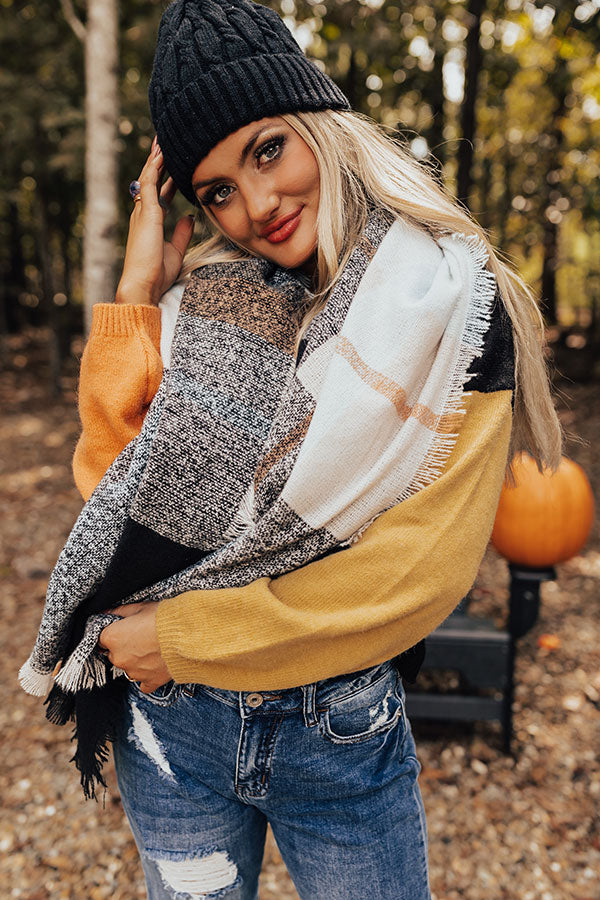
[241, 180, 280, 226]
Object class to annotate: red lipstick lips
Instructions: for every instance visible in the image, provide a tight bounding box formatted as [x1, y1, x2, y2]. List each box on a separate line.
[261, 207, 303, 243]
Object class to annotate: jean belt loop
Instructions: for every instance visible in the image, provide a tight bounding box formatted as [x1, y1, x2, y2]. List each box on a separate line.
[237, 691, 248, 721]
[302, 682, 318, 728]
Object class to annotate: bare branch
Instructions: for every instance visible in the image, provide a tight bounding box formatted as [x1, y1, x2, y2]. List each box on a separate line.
[60, 0, 86, 43]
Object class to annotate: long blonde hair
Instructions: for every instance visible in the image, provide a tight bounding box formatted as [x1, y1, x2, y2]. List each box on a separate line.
[181, 109, 562, 471]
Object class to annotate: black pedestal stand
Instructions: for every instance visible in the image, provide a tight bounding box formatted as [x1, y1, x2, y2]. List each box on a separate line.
[405, 564, 556, 752]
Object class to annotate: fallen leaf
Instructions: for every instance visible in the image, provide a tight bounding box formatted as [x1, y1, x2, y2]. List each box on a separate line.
[537, 633, 561, 651]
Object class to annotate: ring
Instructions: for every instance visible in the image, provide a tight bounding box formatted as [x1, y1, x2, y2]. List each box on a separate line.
[129, 180, 141, 201]
[124, 672, 137, 682]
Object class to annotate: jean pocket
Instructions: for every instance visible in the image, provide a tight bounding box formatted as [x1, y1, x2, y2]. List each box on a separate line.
[132, 679, 183, 708]
[318, 669, 406, 745]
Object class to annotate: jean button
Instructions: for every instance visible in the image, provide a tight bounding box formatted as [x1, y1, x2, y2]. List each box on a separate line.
[246, 692, 264, 708]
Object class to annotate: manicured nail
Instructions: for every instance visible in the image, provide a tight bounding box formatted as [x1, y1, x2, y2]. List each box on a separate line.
[153, 142, 161, 157]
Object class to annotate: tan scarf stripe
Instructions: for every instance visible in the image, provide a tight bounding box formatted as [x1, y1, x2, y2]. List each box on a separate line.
[254, 413, 314, 487]
[435, 408, 468, 434]
[336, 336, 466, 434]
[357, 235, 377, 260]
[185, 277, 298, 353]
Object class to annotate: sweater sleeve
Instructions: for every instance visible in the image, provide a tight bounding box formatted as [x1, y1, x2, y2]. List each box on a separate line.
[155, 388, 513, 691]
[72, 303, 163, 501]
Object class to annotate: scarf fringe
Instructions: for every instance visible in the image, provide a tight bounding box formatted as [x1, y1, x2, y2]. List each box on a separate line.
[400, 231, 495, 496]
[72, 736, 110, 801]
[18, 658, 54, 697]
[44, 683, 76, 725]
[346, 232, 496, 547]
[397, 234, 496, 486]
[71, 678, 127, 800]
[54, 651, 109, 694]
[44, 679, 125, 800]
[222, 480, 256, 541]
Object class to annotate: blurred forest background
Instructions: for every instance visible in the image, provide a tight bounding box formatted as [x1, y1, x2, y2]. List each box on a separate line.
[1, 5, 599, 896]
[1, 0, 599, 391]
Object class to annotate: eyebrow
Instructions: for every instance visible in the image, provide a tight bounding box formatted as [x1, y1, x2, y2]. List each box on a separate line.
[191, 126, 271, 191]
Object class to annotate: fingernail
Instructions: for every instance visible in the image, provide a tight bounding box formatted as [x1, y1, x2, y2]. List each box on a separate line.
[153, 142, 161, 157]
[151, 135, 157, 149]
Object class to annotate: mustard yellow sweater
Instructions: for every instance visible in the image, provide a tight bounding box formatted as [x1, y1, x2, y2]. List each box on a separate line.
[73, 301, 514, 690]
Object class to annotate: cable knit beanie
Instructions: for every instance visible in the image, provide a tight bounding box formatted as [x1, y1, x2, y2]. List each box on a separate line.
[148, 0, 350, 204]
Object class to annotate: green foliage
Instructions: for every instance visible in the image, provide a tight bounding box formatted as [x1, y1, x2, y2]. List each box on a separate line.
[1, 0, 598, 335]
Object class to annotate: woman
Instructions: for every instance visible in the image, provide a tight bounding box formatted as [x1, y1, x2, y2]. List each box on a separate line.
[21, 1, 561, 898]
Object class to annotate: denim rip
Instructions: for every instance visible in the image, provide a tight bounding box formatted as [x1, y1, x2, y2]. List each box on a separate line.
[149, 847, 241, 899]
[114, 659, 431, 900]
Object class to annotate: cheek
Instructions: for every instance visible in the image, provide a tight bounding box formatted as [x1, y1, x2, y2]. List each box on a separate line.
[212, 207, 247, 239]
[282, 148, 320, 199]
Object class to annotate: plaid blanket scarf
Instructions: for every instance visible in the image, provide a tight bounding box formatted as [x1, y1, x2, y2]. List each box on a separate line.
[19, 209, 496, 796]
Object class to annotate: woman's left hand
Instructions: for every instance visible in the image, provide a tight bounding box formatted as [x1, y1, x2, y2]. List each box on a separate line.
[98, 602, 172, 694]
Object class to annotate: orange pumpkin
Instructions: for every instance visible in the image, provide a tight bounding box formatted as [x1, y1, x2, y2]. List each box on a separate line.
[491, 453, 595, 567]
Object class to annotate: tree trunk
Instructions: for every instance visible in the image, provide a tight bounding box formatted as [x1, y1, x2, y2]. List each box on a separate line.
[345, 48, 358, 110]
[540, 215, 559, 325]
[60, 223, 82, 357]
[1, 202, 27, 334]
[497, 139, 513, 251]
[36, 189, 62, 396]
[540, 60, 568, 326]
[457, 0, 485, 206]
[478, 153, 492, 229]
[83, 0, 119, 334]
[427, 26, 446, 179]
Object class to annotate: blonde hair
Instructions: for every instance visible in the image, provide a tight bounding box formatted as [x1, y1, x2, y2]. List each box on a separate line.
[181, 109, 562, 471]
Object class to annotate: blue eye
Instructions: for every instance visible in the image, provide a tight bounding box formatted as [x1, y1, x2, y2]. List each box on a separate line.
[202, 183, 233, 207]
[256, 135, 285, 165]
[199, 135, 285, 207]
[213, 185, 233, 205]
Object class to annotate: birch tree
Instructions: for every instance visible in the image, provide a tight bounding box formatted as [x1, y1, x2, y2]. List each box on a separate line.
[61, 0, 119, 334]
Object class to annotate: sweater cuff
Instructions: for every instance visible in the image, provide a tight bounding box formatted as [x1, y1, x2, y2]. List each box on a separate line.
[90, 302, 162, 345]
[155, 594, 202, 683]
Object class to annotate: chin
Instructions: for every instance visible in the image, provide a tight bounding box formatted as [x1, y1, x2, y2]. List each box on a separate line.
[277, 249, 315, 271]
[270, 239, 317, 272]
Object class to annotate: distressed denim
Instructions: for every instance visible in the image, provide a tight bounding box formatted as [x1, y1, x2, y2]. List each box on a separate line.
[113, 659, 431, 900]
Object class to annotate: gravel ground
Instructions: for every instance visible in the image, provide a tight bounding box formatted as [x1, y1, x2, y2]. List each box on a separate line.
[1, 331, 598, 900]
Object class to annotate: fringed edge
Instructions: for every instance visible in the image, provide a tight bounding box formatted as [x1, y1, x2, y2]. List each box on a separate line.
[399, 233, 495, 494]
[222, 480, 256, 542]
[76, 747, 109, 802]
[18, 658, 54, 697]
[44, 683, 76, 725]
[346, 232, 496, 546]
[54, 652, 109, 694]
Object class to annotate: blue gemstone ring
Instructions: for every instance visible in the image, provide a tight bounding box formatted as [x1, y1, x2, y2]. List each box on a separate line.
[129, 180, 141, 201]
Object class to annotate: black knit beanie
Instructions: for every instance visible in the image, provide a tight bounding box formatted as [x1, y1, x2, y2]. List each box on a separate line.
[148, 0, 350, 204]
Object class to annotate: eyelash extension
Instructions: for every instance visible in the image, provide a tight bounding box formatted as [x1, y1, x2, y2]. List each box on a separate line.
[200, 134, 286, 207]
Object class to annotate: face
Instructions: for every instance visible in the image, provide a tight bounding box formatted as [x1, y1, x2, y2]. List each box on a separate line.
[191, 117, 320, 277]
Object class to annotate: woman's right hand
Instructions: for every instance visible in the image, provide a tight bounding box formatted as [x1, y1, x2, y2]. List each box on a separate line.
[115, 138, 195, 306]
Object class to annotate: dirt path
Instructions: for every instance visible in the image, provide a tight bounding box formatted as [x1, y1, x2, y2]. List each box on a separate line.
[1, 331, 598, 899]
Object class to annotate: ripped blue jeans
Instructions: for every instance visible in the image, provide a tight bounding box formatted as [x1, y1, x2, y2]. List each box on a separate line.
[113, 659, 431, 900]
